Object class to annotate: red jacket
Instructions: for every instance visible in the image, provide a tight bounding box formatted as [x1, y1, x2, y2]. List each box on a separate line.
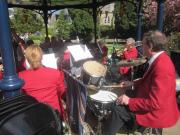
[101, 46, 108, 65]
[101, 46, 108, 57]
[18, 67, 65, 118]
[17, 58, 26, 72]
[64, 49, 70, 61]
[0, 71, 3, 79]
[129, 52, 179, 128]
[119, 47, 138, 74]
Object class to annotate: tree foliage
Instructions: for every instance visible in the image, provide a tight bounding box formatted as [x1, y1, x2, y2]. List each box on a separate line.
[164, 0, 180, 33]
[55, 9, 94, 40]
[114, 1, 137, 38]
[69, 9, 94, 39]
[55, 10, 72, 39]
[10, 8, 44, 34]
[143, 0, 180, 34]
[114, 0, 179, 38]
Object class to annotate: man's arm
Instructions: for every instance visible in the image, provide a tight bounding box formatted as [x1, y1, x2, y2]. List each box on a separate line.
[129, 71, 174, 112]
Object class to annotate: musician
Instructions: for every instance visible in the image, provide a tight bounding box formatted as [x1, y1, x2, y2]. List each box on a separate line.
[17, 39, 26, 72]
[98, 41, 108, 64]
[102, 31, 180, 135]
[119, 38, 138, 77]
[0, 64, 3, 79]
[57, 39, 71, 70]
[18, 45, 66, 119]
[40, 36, 51, 53]
[11, 29, 23, 71]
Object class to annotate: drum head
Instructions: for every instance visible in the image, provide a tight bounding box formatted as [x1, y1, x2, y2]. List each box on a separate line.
[90, 90, 117, 103]
[83, 61, 107, 77]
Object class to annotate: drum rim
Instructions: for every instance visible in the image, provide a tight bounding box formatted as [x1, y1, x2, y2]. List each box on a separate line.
[89, 90, 117, 103]
[83, 61, 107, 77]
[88, 97, 116, 104]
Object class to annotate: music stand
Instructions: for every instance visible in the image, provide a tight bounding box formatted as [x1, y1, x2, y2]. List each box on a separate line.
[42, 53, 58, 69]
[67, 44, 93, 77]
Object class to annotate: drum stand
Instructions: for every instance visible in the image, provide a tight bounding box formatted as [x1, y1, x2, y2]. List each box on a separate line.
[130, 66, 134, 81]
[94, 108, 109, 135]
[87, 99, 110, 135]
[96, 117, 103, 135]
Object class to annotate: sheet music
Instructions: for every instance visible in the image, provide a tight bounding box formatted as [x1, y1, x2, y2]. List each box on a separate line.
[67, 44, 93, 62]
[42, 53, 58, 69]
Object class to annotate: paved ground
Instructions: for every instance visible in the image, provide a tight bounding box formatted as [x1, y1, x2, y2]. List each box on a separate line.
[163, 119, 180, 135]
[116, 119, 180, 135]
[70, 119, 180, 135]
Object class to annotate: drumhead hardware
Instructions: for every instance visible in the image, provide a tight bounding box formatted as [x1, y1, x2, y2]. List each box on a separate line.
[82, 61, 107, 87]
[87, 90, 117, 118]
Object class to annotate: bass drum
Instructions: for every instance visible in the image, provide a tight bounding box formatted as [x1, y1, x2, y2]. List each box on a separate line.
[82, 60, 107, 87]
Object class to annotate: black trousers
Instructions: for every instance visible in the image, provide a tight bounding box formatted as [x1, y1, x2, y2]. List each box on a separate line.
[102, 105, 135, 135]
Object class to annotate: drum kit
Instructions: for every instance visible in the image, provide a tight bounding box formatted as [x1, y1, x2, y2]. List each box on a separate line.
[81, 59, 147, 113]
[80, 59, 146, 134]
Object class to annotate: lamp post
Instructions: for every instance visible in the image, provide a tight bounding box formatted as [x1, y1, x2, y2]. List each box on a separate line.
[0, 0, 24, 98]
[92, 0, 97, 44]
[157, 0, 165, 32]
[42, 0, 49, 38]
[136, 0, 143, 41]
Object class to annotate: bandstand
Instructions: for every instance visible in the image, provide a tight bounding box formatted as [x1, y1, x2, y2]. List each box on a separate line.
[0, 0, 172, 135]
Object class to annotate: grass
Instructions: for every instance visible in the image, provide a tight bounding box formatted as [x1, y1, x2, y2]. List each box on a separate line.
[106, 43, 124, 55]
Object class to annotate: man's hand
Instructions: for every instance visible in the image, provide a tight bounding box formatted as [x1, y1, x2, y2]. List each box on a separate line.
[123, 48, 127, 51]
[116, 94, 130, 105]
[119, 81, 133, 89]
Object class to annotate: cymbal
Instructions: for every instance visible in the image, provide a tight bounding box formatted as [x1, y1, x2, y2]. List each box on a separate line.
[116, 58, 147, 67]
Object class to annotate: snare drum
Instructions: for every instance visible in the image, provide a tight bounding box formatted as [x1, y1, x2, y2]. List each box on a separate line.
[82, 61, 107, 86]
[88, 90, 117, 117]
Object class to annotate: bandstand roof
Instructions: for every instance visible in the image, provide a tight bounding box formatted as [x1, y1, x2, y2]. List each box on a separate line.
[7, 0, 118, 10]
[7, 0, 121, 39]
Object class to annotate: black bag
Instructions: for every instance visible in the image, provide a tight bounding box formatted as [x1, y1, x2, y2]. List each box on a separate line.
[0, 94, 62, 135]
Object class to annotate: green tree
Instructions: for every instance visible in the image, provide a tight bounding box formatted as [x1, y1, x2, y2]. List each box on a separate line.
[143, 0, 180, 34]
[69, 9, 94, 39]
[55, 10, 72, 39]
[114, 1, 137, 38]
[10, 8, 44, 34]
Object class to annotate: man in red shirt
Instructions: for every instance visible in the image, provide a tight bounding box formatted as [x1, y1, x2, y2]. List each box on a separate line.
[102, 31, 179, 135]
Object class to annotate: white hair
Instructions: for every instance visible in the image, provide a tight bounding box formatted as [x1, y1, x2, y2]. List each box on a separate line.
[126, 38, 135, 45]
